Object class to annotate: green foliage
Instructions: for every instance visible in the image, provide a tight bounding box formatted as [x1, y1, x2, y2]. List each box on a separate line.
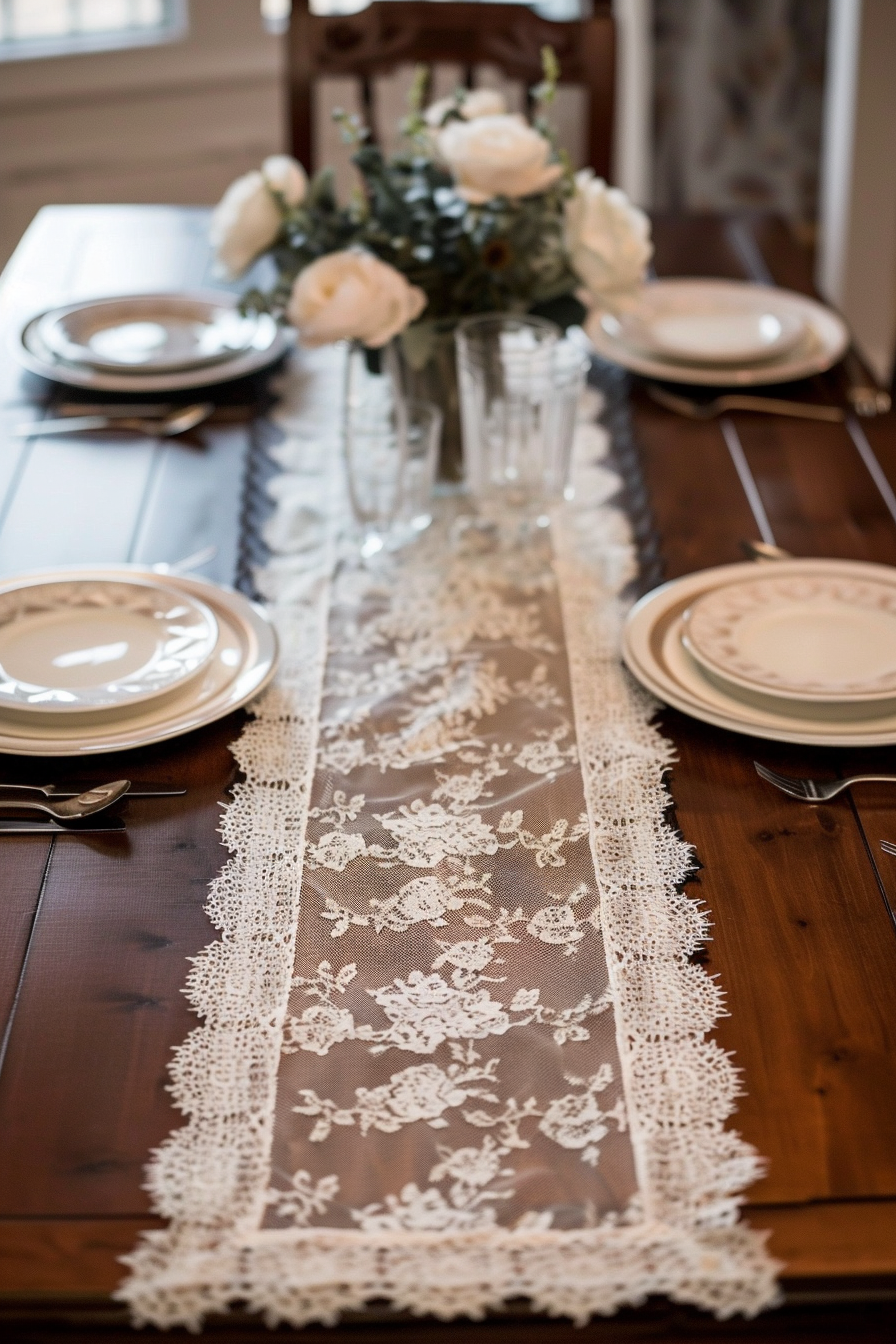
[247, 48, 585, 333]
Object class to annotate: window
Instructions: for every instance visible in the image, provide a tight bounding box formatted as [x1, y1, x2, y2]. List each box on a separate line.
[0, 0, 186, 59]
[262, 0, 586, 28]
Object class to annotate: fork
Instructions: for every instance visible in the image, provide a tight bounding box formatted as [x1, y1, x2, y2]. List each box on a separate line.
[755, 761, 896, 801]
[881, 841, 896, 857]
[646, 385, 845, 423]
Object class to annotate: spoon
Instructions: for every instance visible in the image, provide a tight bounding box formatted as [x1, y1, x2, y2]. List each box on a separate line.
[0, 779, 130, 821]
[13, 403, 214, 439]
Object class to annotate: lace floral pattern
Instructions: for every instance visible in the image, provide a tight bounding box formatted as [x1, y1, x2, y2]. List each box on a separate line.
[118, 350, 779, 1329]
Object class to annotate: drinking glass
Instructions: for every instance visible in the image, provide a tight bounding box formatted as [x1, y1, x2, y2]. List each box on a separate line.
[455, 315, 588, 515]
[344, 345, 441, 557]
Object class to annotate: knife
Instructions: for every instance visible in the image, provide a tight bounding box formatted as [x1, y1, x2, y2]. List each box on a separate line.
[0, 817, 127, 834]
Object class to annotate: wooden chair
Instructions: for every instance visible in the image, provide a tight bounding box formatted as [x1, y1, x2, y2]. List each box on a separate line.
[288, 0, 615, 179]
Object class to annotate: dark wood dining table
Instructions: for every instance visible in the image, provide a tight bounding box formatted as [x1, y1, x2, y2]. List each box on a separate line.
[0, 206, 894, 1342]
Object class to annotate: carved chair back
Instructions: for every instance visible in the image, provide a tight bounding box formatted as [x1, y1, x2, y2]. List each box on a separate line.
[288, 0, 615, 178]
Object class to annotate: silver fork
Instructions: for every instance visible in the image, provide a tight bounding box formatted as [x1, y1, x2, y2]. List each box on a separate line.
[755, 761, 896, 802]
[881, 841, 896, 857]
[646, 385, 845, 423]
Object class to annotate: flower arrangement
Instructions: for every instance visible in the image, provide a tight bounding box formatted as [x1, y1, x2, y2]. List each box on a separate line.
[211, 51, 652, 473]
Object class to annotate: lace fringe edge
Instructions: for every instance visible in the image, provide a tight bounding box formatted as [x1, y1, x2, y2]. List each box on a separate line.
[119, 1221, 781, 1330]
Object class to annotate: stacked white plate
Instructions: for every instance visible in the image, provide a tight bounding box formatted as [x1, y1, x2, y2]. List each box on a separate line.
[13, 292, 289, 392]
[623, 558, 896, 746]
[586, 279, 849, 386]
[0, 567, 277, 755]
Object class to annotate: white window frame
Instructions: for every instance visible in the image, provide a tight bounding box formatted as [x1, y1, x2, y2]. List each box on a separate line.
[0, 0, 188, 63]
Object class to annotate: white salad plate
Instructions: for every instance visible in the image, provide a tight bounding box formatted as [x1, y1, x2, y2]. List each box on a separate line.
[37, 294, 266, 374]
[0, 566, 278, 756]
[0, 575, 218, 716]
[623, 560, 896, 747]
[14, 292, 289, 392]
[586, 280, 849, 387]
[608, 280, 805, 365]
[682, 567, 896, 703]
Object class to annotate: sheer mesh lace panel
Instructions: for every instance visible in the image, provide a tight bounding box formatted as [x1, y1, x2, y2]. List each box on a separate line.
[266, 524, 638, 1233]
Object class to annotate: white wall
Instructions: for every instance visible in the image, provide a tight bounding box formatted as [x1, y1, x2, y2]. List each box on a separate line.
[0, 0, 286, 268]
[817, 0, 896, 385]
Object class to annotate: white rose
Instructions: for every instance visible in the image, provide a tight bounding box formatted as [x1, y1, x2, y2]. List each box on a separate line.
[210, 154, 307, 278]
[261, 153, 308, 207]
[437, 114, 563, 204]
[286, 250, 427, 349]
[565, 169, 652, 302]
[424, 88, 507, 129]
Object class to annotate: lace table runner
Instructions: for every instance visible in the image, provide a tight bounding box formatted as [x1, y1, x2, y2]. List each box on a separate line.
[120, 348, 779, 1328]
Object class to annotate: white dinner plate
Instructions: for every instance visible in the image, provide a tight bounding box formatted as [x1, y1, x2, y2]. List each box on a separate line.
[37, 294, 266, 374]
[623, 560, 896, 746]
[0, 575, 217, 716]
[14, 294, 290, 392]
[683, 567, 896, 703]
[0, 566, 278, 755]
[608, 280, 805, 366]
[586, 281, 849, 387]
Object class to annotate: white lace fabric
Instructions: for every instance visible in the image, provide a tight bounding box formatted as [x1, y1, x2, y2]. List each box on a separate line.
[118, 349, 780, 1328]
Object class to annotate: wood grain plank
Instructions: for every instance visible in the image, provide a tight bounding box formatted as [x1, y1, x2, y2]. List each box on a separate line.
[659, 713, 896, 1203]
[746, 1200, 896, 1278]
[130, 424, 249, 584]
[0, 841, 52, 1050]
[0, 717, 240, 1216]
[0, 434, 159, 575]
[0, 1218, 161, 1295]
[628, 386, 759, 577]
[649, 213, 750, 282]
[731, 415, 896, 564]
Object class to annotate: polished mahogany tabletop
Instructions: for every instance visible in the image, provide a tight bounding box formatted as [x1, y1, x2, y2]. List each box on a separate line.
[0, 207, 894, 1341]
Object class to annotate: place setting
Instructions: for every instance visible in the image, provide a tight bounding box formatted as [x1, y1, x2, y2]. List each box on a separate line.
[12, 290, 290, 396]
[585, 276, 850, 396]
[623, 554, 896, 746]
[0, 563, 278, 764]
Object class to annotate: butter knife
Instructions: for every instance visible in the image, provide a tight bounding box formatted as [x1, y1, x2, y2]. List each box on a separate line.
[0, 817, 126, 835]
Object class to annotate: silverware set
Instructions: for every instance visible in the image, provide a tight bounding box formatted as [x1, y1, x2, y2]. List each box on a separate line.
[13, 402, 214, 439]
[0, 779, 186, 834]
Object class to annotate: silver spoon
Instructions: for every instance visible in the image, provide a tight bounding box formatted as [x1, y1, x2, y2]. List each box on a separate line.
[13, 403, 214, 439]
[0, 779, 130, 821]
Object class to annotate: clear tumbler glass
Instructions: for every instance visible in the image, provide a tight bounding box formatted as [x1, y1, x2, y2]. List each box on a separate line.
[344, 344, 441, 557]
[455, 315, 587, 515]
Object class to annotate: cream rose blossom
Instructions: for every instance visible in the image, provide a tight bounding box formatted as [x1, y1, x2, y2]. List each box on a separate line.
[211, 154, 308, 278]
[564, 169, 652, 302]
[286, 251, 427, 349]
[424, 88, 507, 129]
[437, 114, 563, 204]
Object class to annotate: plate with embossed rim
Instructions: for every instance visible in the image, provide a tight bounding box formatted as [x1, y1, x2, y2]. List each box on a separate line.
[14, 295, 289, 392]
[623, 561, 896, 747]
[0, 566, 277, 755]
[36, 294, 267, 374]
[0, 575, 218, 715]
[585, 282, 849, 387]
[607, 280, 806, 366]
[683, 564, 896, 703]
